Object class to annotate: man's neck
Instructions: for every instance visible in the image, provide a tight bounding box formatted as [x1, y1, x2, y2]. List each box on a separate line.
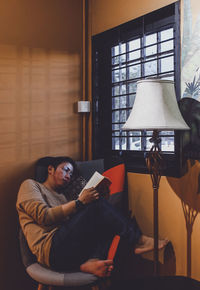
[43, 179, 55, 192]
[43, 178, 66, 193]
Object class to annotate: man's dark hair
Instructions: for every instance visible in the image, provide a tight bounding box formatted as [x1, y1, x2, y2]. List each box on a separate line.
[35, 156, 79, 183]
[51, 156, 76, 170]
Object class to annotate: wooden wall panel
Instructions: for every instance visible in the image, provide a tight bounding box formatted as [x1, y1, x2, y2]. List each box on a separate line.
[0, 1, 83, 289]
[0, 46, 81, 164]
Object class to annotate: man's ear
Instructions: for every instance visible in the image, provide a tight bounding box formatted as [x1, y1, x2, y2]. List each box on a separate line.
[48, 165, 55, 175]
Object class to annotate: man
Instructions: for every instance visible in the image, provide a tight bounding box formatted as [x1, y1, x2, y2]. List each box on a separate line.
[16, 156, 167, 277]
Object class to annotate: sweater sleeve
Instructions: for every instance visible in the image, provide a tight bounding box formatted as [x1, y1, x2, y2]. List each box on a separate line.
[16, 179, 65, 226]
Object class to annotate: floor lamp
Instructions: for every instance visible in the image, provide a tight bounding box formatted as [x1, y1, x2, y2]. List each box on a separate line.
[122, 79, 190, 276]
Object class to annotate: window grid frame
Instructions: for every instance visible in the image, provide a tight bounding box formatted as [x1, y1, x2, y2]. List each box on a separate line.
[111, 27, 176, 152]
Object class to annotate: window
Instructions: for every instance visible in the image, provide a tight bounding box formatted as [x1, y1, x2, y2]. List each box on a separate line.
[92, 2, 181, 176]
[111, 28, 175, 153]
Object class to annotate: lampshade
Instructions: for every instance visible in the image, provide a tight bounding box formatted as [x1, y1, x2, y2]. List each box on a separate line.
[122, 79, 190, 131]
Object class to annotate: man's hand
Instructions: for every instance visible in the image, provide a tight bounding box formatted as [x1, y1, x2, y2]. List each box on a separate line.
[78, 187, 99, 204]
[96, 182, 110, 200]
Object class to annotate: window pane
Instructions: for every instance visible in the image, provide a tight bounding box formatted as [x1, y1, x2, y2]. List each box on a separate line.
[146, 33, 157, 45]
[120, 68, 126, 81]
[120, 54, 126, 63]
[113, 137, 128, 150]
[112, 45, 119, 56]
[161, 40, 173, 52]
[128, 38, 141, 50]
[161, 28, 173, 41]
[146, 137, 152, 151]
[127, 108, 132, 118]
[145, 44, 157, 56]
[112, 85, 119, 96]
[129, 137, 141, 150]
[112, 137, 119, 150]
[112, 97, 119, 109]
[128, 64, 141, 79]
[161, 56, 174, 73]
[129, 94, 136, 107]
[128, 82, 137, 93]
[121, 43, 126, 53]
[112, 56, 119, 65]
[121, 137, 127, 150]
[129, 131, 141, 136]
[119, 96, 127, 108]
[112, 111, 119, 122]
[122, 131, 127, 137]
[161, 136, 174, 151]
[129, 50, 141, 61]
[120, 110, 127, 122]
[120, 84, 126, 95]
[160, 130, 174, 135]
[145, 131, 153, 137]
[112, 69, 119, 82]
[112, 131, 120, 137]
[112, 124, 120, 130]
[144, 60, 157, 76]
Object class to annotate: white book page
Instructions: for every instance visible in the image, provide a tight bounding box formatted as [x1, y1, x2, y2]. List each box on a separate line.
[79, 171, 104, 196]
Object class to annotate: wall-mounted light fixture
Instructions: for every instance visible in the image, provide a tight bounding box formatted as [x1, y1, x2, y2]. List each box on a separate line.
[77, 101, 90, 113]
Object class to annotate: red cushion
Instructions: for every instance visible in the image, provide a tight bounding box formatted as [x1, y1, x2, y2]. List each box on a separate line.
[103, 163, 125, 260]
[103, 164, 125, 195]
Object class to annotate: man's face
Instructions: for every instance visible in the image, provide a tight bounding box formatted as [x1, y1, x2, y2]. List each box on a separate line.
[52, 162, 74, 188]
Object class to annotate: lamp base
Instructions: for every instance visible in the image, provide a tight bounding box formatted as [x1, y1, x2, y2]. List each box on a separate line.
[146, 130, 163, 276]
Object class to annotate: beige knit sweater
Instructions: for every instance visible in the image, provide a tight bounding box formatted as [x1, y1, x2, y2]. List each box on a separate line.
[16, 179, 68, 266]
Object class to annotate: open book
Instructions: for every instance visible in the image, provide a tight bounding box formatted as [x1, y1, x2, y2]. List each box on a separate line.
[79, 171, 111, 196]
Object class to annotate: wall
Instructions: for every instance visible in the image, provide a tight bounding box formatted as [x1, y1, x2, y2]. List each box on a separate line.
[128, 160, 200, 280]
[90, 0, 200, 282]
[128, 172, 187, 277]
[0, 0, 83, 289]
[90, 0, 176, 35]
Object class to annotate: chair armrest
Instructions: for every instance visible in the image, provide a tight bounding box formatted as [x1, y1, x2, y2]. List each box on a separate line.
[27, 263, 98, 287]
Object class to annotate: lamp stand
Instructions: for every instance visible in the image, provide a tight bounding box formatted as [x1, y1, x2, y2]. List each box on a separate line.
[146, 130, 163, 276]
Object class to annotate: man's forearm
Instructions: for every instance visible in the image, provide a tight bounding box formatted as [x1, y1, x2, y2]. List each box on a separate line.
[61, 200, 77, 217]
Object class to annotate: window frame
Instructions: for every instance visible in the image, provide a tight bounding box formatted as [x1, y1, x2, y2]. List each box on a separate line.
[111, 28, 176, 153]
[92, 2, 182, 177]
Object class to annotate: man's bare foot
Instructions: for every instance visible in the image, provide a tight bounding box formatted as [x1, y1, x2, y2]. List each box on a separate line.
[134, 235, 169, 255]
[80, 259, 114, 277]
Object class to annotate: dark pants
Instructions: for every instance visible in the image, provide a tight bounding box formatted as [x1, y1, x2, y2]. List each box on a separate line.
[49, 198, 142, 271]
